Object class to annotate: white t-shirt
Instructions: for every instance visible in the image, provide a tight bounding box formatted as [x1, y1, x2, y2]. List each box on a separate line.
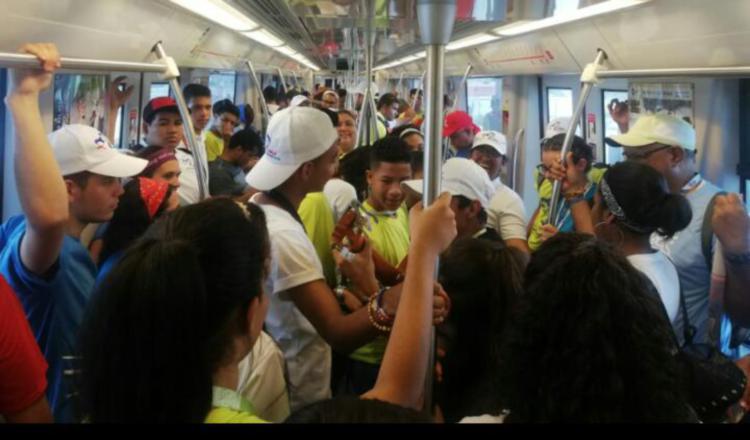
[486, 184, 527, 242]
[627, 252, 681, 325]
[237, 331, 291, 423]
[175, 135, 209, 206]
[251, 198, 331, 412]
[323, 179, 358, 224]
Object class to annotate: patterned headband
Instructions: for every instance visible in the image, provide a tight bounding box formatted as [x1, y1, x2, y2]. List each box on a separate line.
[599, 177, 652, 234]
[138, 177, 170, 221]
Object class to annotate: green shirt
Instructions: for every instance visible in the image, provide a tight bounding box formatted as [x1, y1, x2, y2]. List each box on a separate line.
[298, 192, 337, 288]
[205, 386, 267, 423]
[349, 200, 410, 365]
[204, 130, 224, 162]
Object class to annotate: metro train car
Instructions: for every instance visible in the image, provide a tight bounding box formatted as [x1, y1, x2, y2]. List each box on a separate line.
[0, 0, 749, 425]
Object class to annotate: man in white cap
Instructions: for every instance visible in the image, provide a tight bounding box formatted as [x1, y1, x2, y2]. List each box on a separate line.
[470, 131, 528, 253]
[246, 106, 446, 411]
[0, 44, 147, 422]
[403, 158, 500, 243]
[607, 113, 750, 350]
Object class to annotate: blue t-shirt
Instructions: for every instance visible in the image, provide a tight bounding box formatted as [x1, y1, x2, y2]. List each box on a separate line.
[95, 250, 124, 287]
[0, 216, 97, 422]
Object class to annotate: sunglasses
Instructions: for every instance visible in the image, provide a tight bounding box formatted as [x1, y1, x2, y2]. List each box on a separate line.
[623, 145, 673, 161]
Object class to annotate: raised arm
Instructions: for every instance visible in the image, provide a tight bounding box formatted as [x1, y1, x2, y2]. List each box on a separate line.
[104, 76, 134, 142]
[6, 43, 68, 275]
[712, 194, 750, 326]
[363, 192, 456, 409]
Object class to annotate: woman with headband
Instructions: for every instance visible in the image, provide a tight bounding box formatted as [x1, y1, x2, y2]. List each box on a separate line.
[391, 124, 424, 152]
[96, 177, 177, 284]
[544, 159, 692, 326]
[88, 146, 181, 263]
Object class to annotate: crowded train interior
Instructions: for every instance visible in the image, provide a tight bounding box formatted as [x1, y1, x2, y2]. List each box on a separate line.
[0, 0, 749, 425]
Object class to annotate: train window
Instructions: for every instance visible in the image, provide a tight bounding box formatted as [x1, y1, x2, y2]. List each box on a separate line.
[467, 77, 503, 132]
[553, 0, 580, 15]
[208, 72, 237, 104]
[546, 87, 573, 123]
[149, 82, 170, 100]
[602, 89, 628, 164]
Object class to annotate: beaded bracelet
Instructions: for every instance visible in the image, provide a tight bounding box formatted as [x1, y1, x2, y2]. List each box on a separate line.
[368, 295, 392, 333]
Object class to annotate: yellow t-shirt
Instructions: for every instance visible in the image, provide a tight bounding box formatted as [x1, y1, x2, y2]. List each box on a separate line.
[205, 386, 267, 424]
[349, 200, 410, 365]
[298, 192, 337, 288]
[204, 130, 225, 162]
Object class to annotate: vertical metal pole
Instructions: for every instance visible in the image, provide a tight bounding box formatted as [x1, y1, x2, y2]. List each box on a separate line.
[246, 60, 271, 139]
[511, 128, 525, 192]
[276, 67, 289, 95]
[422, 47, 446, 208]
[355, 0, 381, 147]
[418, 0, 456, 412]
[152, 42, 208, 201]
[547, 50, 607, 225]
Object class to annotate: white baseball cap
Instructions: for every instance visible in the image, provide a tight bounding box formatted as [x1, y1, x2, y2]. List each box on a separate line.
[246, 107, 339, 191]
[402, 158, 495, 208]
[290, 95, 310, 107]
[541, 117, 571, 142]
[605, 113, 696, 150]
[472, 130, 508, 156]
[50, 124, 147, 177]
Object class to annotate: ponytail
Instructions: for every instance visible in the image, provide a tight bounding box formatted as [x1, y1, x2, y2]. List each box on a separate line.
[654, 193, 692, 238]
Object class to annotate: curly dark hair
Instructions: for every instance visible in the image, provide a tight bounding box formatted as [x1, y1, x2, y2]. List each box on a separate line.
[436, 238, 525, 423]
[499, 233, 692, 423]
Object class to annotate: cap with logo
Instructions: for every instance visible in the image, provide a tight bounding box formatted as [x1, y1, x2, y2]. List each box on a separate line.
[142, 97, 180, 124]
[246, 107, 339, 191]
[472, 130, 508, 157]
[605, 113, 696, 150]
[541, 117, 571, 142]
[50, 124, 148, 177]
[443, 111, 481, 138]
[402, 158, 495, 208]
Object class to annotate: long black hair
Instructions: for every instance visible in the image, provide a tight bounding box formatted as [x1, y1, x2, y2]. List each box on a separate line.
[499, 233, 692, 423]
[99, 178, 173, 265]
[436, 238, 525, 423]
[78, 198, 269, 422]
[601, 161, 692, 238]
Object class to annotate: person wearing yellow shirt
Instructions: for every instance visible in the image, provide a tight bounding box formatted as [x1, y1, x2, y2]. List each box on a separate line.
[205, 99, 240, 162]
[338, 136, 413, 395]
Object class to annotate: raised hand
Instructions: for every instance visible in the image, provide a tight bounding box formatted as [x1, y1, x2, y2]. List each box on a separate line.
[712, 193, 750, 255]
[105, 75, 135, 111]
[9, 43, 61, 97]
[409, 192, 457, 256]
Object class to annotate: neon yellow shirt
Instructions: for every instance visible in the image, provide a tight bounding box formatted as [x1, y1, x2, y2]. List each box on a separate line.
[205, 386, 267, 424]
[204, 130, 224, 162]
[349, 200, 410, 365]
[298, 192, 337, 288]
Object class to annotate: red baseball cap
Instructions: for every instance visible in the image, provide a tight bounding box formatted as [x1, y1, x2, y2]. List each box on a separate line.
[143, 97, 180, 124]
[443, 111, 480, 137]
